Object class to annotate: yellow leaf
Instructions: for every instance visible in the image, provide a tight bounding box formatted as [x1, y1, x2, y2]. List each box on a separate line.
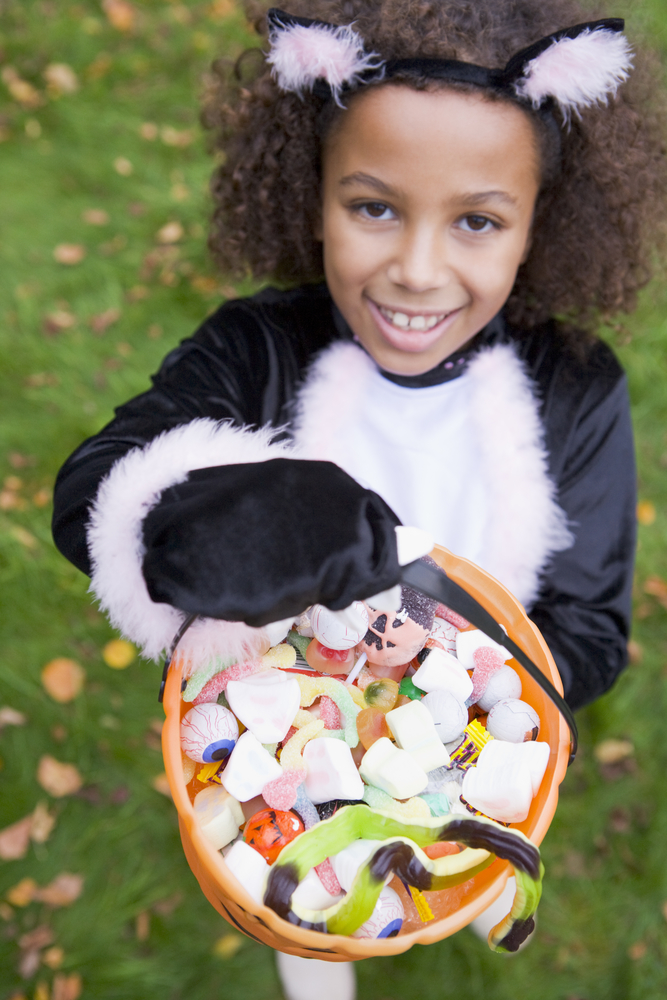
[593, 738, 634, 765]
[42, 946, 64, 969]
[6, 877, 38, 907]
[51, 972, 82, 1000]
[213, 933, 244, 958]
[36, 756, 83, 797]
[10, 526, 38, 549]
[30, 802, 56, 845]
[152, 773, 172, 798]
[41, 658, 85, 703]
[637, 500, 656, 526]
[102, 639, 136, 669]
[103, 0, 135, 31]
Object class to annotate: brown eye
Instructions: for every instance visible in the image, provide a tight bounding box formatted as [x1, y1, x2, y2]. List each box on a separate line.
[460, 214, 493, 233]
[360, 202, 393, 220]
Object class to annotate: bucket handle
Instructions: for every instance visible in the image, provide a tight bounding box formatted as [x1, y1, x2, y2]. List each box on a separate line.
[400, 559, 578, 765]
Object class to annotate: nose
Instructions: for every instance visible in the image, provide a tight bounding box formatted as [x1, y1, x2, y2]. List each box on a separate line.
[386, 223, 451, 292]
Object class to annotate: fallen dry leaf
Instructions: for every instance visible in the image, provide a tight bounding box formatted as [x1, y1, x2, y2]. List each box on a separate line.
[103, 0, 135, 31]
[41, 658, 85, 704]
[0, 706, 27, 729]
[43, 310, 76, 334]
[25, 373, 60, 388]
[140, 122, 158, 140]
[637, 500, 656, 526]
[82, 208, 109, 225]
[594, 739, 634, 765]
[152, 892, 182, 916]
[102, 639, 136, 669]
[19, 947, 41, 979]
[18, 926, 54, 951]
[0, 816, 32, 860]
[152, 773, 171, 798]
[90, 307, 121, 335]
[37, 756, 83, 798]
[53, 244, 86, 266]
[628, 940, 647, 960]
[156, 221, 184, 244]
[34, 983, 49, 1000]
[0, 902, 13, 920]
[2, 67, 42, 107]
[30, 802, 56, 845]
[113, 156, 133, 176]
[43, 945, 64, 969]
[213, 932, 244, 959]
[136, 910, 150, 941]
[33, 488, 52, 508]
[160, 126, 194, 148]
[208, 0, 235, 19]
[6, 878, 38, 907]
[43, 63, 78, 96]
[36, 873, 84, 908]
[10, 526, 38, 549]
[9, 452, 36, 469]
[52, 972, 82, 1000]
[627, 639, 643, 664]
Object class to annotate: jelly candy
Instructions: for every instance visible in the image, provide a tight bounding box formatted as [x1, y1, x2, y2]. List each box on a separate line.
[305, 639, 355, 674]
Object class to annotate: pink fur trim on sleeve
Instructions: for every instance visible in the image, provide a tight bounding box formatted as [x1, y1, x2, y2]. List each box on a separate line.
[86, 419, 295, 676]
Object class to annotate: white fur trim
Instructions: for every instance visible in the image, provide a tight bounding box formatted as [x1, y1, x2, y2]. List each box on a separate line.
[514, 28, 633, 117]
[87, 419, 294, 675]
[466, 344, 573, 605]
[267, 18, 383, 105]
[292, 340, 572, 608]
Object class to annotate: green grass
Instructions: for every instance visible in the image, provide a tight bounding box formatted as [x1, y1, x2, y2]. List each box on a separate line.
[1, 2, 667, 998]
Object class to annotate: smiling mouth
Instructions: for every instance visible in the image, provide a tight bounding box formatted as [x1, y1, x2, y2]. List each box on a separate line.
[377, 304, 452, 331]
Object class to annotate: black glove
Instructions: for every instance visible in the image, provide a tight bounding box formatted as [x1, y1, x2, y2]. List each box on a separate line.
[141, 458, 402, 627]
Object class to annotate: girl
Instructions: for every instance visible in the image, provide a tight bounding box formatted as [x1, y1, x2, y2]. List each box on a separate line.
[52, 0, 666, 996]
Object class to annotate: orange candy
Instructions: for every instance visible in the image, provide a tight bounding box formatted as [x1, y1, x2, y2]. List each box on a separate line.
[305, 638, 355, 675]
[243, 808, 305, 864]
[356, 707, 392, 750]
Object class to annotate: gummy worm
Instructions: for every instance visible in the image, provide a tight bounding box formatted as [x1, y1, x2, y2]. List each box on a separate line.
[295, 675, 360, 747]
[264, 805, 543, 951]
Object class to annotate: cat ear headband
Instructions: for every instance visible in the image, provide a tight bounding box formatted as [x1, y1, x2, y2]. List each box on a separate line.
[266, 8, 633, 119]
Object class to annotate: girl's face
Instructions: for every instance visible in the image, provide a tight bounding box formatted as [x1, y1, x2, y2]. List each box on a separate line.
[319, 86, 541, 376]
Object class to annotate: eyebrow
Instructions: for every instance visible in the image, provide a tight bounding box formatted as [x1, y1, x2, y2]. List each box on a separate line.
[339, 174, 519, 209]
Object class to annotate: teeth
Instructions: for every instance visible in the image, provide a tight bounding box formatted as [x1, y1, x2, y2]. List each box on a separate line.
[379, 306, 446, 331]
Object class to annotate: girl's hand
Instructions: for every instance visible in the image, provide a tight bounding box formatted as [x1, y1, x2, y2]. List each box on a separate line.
[141, 458, 402, 627]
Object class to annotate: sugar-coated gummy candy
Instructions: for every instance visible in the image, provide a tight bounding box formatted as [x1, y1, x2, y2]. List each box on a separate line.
[180, 703, 239, 763]
[295, 674, 360, 747]
[351, 886, 404, 939]
[469, 645, 505, 703]
[243, 807, 305, 864]
[487, 698, 540, 743]
[362, 783, 431, 821]
[456, 628, 511, 670]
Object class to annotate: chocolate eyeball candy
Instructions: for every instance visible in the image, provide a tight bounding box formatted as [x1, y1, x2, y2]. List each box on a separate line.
[476, 665, 522, 712]
[486, 698, 540, 743]
[180, 703, 239, 763]
[310, 602, 369, 650]
[351, 886, 404, 939]
[421, 689, 468, 744]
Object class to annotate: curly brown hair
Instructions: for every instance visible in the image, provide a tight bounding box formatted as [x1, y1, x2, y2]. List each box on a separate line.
[203, 0, 667, 331]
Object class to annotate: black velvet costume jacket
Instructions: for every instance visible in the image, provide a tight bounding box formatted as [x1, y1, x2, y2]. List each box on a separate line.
[52, 283, 636, 710]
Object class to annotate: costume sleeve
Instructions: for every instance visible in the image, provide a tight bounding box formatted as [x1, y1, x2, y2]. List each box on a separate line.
[529, 374, 636, 711]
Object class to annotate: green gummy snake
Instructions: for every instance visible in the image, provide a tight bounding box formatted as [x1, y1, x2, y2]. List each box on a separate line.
[263, 805, 543, 952]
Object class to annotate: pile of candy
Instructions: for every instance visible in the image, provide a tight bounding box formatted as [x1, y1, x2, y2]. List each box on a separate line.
[178, 569, 549, 951]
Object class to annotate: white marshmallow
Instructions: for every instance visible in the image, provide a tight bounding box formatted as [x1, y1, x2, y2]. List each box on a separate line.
[351, 886, 405, 939]
[221, 731, 283, 802]
[359, 737, 428, 799]
[412, 647, 473, 702]
[385, 700, 451, 771]
[487, 698, 540, 743]
[476, 665, 522, 712]
[421, 690, 468, 744]
[226, 671, 300, 743]
[303, 737, 364, 804]
[462, 740, 550, 823]
[330, 839, 384, 892]
[310, 602, 369, 650]
[292, 867, 344, 910]
[193, 784, 245, 851]
[456, 629, 511, 669]
[223, 839, 269, 905]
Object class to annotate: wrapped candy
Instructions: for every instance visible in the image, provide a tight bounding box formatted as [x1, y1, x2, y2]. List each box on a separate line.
[244, 807, 305, 863]
[487, 698, 540, 743]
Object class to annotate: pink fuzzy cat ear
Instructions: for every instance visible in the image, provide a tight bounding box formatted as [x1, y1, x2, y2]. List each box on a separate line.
[511, 23, 633, 118]
[266, 8, 384, 106]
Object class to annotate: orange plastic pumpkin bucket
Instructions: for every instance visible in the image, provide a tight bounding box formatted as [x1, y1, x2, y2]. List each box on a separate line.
[161, 545, 570, 959]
